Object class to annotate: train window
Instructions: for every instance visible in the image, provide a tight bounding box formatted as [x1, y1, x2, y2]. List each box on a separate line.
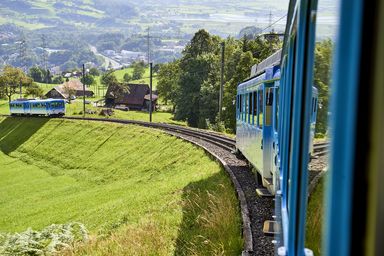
[245, 93, 249, 123]
[258, 90, 263, 128]
[253, 92, 257, 125]
[265, 89, 273, 126]
[266, 90, 273, 106]
[275, 90, 279, 131]
[241, 94, 244, 121]
[248, 93, 252, 124]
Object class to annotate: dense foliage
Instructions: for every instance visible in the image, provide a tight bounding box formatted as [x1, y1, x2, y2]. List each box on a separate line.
[313, 39, 333, 135]
[0, 223, 88, 255]
[157, 29, 281, 131]
[0, 66, 32, 102]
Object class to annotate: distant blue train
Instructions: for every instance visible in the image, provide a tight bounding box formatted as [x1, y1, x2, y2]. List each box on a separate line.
[9, 99, 65, 116]
[236, 50, 318, 195]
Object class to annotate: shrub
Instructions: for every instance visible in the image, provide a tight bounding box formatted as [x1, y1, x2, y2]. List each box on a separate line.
[0, 222, 88, 255]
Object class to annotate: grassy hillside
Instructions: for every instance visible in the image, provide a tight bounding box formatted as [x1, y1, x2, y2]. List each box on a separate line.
[306, 177, 325, 255]
[0, 117, 242, 255]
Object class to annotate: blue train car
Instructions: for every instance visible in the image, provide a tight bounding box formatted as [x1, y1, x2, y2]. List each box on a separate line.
[324, 0, 384, 255]
[236, 50, 318, 195]
[10, 99, 65, 116]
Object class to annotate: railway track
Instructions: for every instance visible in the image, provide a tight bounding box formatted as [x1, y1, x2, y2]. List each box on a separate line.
[312, 142, 329, 157]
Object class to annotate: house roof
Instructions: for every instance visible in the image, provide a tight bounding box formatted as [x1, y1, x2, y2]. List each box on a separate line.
[144, 94, 158, 101]
[106, 83, 150, 106]
[45, 80, 93, 99]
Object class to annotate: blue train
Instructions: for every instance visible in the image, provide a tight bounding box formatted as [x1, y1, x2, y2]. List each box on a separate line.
[237, 0, 384, 255]
[9, 99, 66, 116]
[236, 50, 318, 195]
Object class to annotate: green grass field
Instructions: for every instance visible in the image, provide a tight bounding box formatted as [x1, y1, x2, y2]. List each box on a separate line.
[306, 176, 325, 255]
[0, 117, 242, 255]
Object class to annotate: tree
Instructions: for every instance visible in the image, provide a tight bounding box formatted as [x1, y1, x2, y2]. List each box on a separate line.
[123, 73, 132, 82]
[157, 62, 180, 106]
[313, 39, 333, 135]
[0, 65, 32, 103]
[153, 64, 161, 73]
[174, 30, 221, 127]
[24, 83, 44, 98]
[29, 66, 44, 83]
[89, 67, 100, 76]
[62, 82, 76, 103]
[132, 62, 145, 80]
[100, 71, 118, 88]
[53, 76, 64, 84]
[81, 74, 95, 87]
[105, 81, 130, 105]
[45, 69, 52, 84]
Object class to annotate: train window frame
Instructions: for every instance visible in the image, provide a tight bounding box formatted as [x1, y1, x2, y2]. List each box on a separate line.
[258, 89, 264, 129]
[253, 91, 257, 125]
[241, 94, 245, 122]
[265, 88, 273, 127]
[275, 89, 279, 131]
[248, 93, 252, 124]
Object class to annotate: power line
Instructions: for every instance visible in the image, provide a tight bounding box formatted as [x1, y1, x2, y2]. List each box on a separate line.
[260, 14, 287, 34]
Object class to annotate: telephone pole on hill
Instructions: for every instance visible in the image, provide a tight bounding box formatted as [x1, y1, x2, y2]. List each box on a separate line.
[19, 35, 27, 99]
[147, 28, 150, 65]
[219, 42, 225, 121]
[149, 62, 153, 122]
[19, 36, 27, 73]
[82, 64, 86, 118]
[41, 34, 48, 83]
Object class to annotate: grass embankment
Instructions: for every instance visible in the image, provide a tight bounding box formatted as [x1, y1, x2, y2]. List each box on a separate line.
[306, 177, 325, 255]
[0, 117, 242, 255]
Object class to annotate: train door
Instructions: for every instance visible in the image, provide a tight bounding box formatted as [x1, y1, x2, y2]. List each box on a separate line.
[272, 82, 280, 193]
[262, 85, 275, 191]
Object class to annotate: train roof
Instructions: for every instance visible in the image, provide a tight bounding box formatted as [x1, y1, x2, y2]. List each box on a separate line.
[10, 98, 65, 103]
[250, 49, 282, 77]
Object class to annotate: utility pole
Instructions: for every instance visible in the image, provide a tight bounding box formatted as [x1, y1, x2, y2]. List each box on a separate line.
[19, 79, 22, 99]
[147, 28, 150, 65]
[149, 62, 153, 122]
[19, 35, 27, 73]
[41, 34, 48, 83]
[219, 42, 225, 121]
[19, 35, 27, 99]
[82, 64, 86, 118]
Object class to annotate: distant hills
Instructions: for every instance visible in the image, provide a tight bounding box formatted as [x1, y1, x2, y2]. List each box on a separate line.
[0, 0, 336, 38]
[0, 0, 337, 71]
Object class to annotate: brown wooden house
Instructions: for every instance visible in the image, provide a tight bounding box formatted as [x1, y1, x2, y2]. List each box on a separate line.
[105, 83, 158, 111]
[45, 80, 94, 99]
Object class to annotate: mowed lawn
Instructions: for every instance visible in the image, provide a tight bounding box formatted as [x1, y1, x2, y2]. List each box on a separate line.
[0, 117, 242, 255]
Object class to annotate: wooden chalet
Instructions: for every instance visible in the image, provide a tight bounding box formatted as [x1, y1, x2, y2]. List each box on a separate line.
[105, 83, 158, 111]
[45, 80, 94, 99]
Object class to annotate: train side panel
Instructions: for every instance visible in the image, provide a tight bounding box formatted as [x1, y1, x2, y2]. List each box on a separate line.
[9, 102, 25, 115]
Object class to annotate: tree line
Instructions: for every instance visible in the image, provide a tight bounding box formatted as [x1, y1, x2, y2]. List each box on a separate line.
[157, 29, 332, 134]
[157, 29, 281, 132]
